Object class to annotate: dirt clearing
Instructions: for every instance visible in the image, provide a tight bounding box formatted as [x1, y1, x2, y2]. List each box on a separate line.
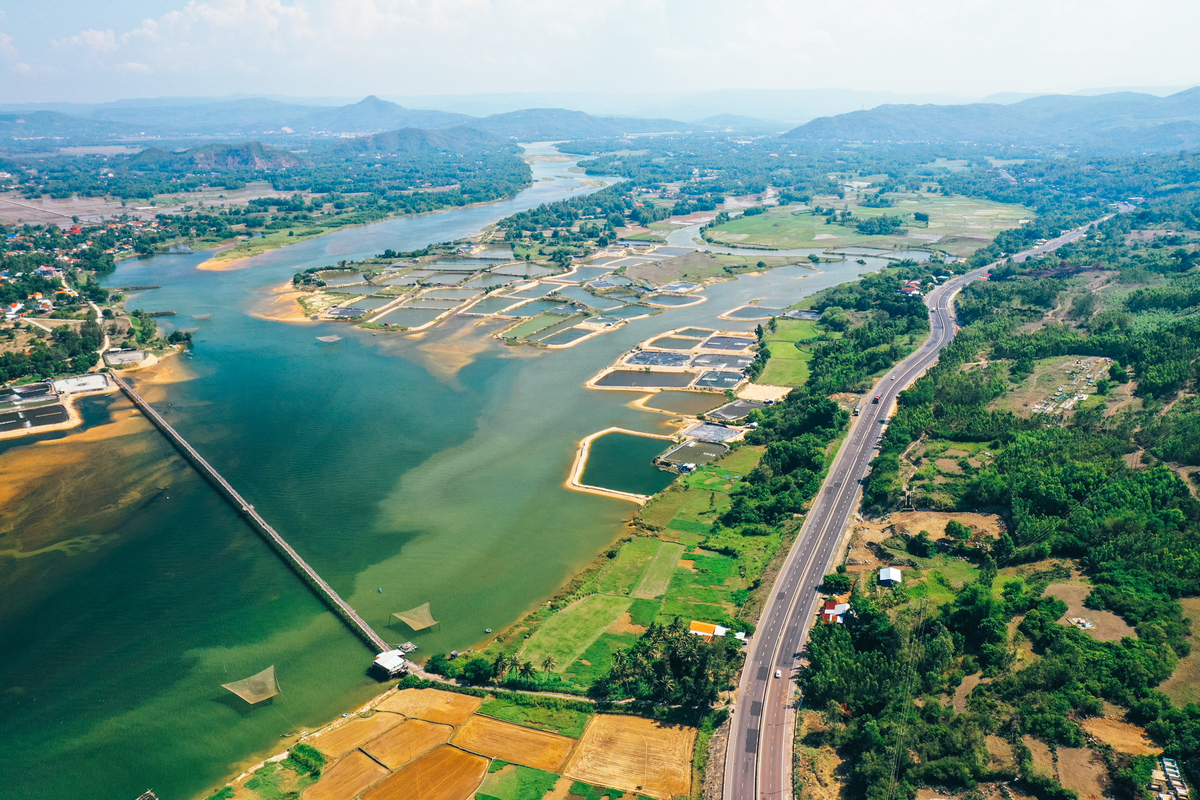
[1024, 737, 1054, 779]
[361, 745, 488, 800]
[1159, 596, 1200, 706]
[1044, 582, 1135, 641]
[375, 688, 482, 726]
[563, 714, 694, 800]
[362, 718, 455, 769]
[453, 715, 575, 772]
[1057, 747, 1106, 800]
[1080, 717, 1161, 756]
[302, 750, 389, 800]
[311, 712, 404, 758]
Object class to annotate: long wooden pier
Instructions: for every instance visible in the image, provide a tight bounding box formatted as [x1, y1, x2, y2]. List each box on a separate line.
[113, 375, 390, 654]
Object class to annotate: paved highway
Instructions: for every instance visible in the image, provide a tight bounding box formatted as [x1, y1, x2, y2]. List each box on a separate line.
[723, 218, 1108, 800]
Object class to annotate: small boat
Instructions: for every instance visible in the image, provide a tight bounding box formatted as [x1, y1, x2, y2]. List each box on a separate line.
[484, 628, 492, 634]
[377, 587, 382, 593]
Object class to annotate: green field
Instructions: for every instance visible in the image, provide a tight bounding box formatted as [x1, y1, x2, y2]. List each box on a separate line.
[597, 537, 660, 596]
[519, 594, 631, 671]
[633, 541, 685, 598]
[707, 193, 1029, 256]
[476, 763, 561, 800]
[759, 319, 821, 386]
[477, 696, 591, 738]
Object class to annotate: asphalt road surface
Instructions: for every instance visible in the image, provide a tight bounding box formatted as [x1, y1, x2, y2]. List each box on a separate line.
[723, 218, 1108, 800]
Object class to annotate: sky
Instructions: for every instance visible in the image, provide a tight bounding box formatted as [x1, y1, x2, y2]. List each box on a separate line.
[2, 0, 1199, 105]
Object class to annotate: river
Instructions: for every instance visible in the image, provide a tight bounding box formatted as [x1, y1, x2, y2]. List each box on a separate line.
[0, 145, 884, 800]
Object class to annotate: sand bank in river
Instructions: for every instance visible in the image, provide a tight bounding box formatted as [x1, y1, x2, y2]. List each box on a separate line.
[251, 280, 316, 323]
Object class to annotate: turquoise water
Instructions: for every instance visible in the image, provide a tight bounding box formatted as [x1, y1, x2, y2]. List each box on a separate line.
[579, 432, 677, 496]
[0, 147, 882, 800]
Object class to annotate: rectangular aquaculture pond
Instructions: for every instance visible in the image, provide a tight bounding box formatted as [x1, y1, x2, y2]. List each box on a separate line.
[539, 327, 593, 346]
[420, 288, 481, 301]
[505, 299, 570, 318]
[510, 283, 559, 299]
[552, 286, 624, 310]
[374, 307, 446, 327]
[594, 370, 696, 388]
[566, 266, 615, 282]
[351, 296, 397, 311]
[421, 273, 467, 285]
[401, 298, 459, 310]
[527, 316, 586, 341]
[464, 274, 517, 289]
[491, 263, 560, 277]
[724, 306, 782, 320]
[463, 296, 523, 315]
[321, 273, 369, 286]
[648, 336, 702, 351]
[693, 370, 745, 390]
[601, 304, 652, 319]
[647, 294, 702, 307]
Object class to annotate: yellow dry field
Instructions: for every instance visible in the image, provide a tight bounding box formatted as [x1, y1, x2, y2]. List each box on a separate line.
[362, 718, 455, 769]
[311, 712, 404, 758]
[453, 715, 575, 772]
[302, 750, 389, 800]
[375, 688, 482, 726]
[563, 715, 694, 800]
[1080, 717, 1161, 756]
[361, 745, 488, 800]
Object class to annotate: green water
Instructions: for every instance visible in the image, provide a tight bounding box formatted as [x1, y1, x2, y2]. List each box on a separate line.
[579, 432, 678, 496]
[0, 142, 888, 800]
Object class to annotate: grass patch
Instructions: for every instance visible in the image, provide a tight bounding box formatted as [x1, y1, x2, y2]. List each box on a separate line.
[567, 782, 626, 800]
[563, 632, 640, 686]
[627, 598, 662, 626]
[477, 763, 561, 800]
[478, 696, 592, 738]
[520, 594, 632, 672]
[688, 553, 738, 587]
[597, 537, 660, 596]
[633, 541, 685, 598]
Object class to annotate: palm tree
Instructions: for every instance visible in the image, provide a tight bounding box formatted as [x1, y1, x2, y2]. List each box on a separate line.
[518, 661, 535, 680]
[493, 653, 514, 679]
[541, 654, 557, 673]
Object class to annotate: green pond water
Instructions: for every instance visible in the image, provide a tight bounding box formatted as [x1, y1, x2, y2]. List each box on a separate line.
[0, 143, 887, 800]
[579, 432, 677, 496]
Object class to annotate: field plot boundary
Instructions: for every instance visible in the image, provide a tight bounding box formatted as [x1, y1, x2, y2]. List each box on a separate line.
[452, 714, 577, 772]
[634, 541, 685, 598]
[563, 714, 695, 800]
[301, 749, 390, 800]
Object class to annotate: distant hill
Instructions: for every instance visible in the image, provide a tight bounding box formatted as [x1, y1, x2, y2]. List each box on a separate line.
[0, 110, 132, 140]
[303, 96, 472, 134]
[469, 108, 686, 139]
[330, 126, 510, 156]
[783, 89, 1200, 151]
[129, 141, 307, 171]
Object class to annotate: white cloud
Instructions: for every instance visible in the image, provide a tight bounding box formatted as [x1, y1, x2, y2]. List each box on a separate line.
[58, 28, 118, 52]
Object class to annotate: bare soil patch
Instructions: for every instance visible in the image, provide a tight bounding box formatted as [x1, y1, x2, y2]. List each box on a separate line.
[1080, 717, 1160, 756]
[564, 714, 694, 800]
[1044, 582, 1135, 642]
[375, 688, 481, 726]
[985, 735, 1016, 770]
[361, 745, 488, 800]
[605, 611, 647, 635]
[453, 715, 575, 772]
[1024, 736, 1054, 779]
[303, 749, 389, 800]
[311, 712, 404, 759]
[935, 458, 963, 474]
[1057, 747, 1106, 800]
[362, 718, 454, 769]
[1159, 597, 1200, 706]
[953, 674, 987, 713]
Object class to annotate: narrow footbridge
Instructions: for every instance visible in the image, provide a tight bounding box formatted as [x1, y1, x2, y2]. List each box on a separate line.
[114, 375, 390, 654]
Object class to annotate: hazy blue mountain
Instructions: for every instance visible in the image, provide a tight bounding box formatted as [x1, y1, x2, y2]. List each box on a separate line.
[128, 141, 308, 171]
[0, 110, 133, 139]
[330, 126, 509, 155]
[783, 89, 1200, 151]
[469, 108, 687, 139]
[301, 96, 472, 134]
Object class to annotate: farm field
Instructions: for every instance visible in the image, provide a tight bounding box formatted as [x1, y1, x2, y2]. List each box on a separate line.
[705, 193, 1029, 256]
[563, 715, 695, 800]
[361, 745, 488, 800]
[376, 688, 482, 725]
[476, 696, 591, 738]
[302, 750, 389, 800]
[311, 712, 404, 758]
[519, 595, 632, 672]
[474, 764, 560, 800]
[633, 541, 685, 598]
[453, 715, 576, 772]
[759, 318, 821, 386]
[362, 718, 454, 769]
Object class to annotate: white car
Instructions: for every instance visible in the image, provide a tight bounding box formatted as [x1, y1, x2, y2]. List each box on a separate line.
[774, 669, 782, 679]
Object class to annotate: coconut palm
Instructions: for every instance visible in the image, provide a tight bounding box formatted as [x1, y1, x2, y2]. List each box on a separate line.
[541, 654, 557, 673]
[518, 661, 536, 680]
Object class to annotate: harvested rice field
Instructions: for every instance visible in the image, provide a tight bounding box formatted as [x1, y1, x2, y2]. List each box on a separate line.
[361, 745, 488, 800]
[302, 750, 389, 800]
[563, 715, 694, 800]
[375, 688, 482, 726]
[452, 715, 575, 772]
[311, 712, 404, 758]
[362, 718, 455, 769]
